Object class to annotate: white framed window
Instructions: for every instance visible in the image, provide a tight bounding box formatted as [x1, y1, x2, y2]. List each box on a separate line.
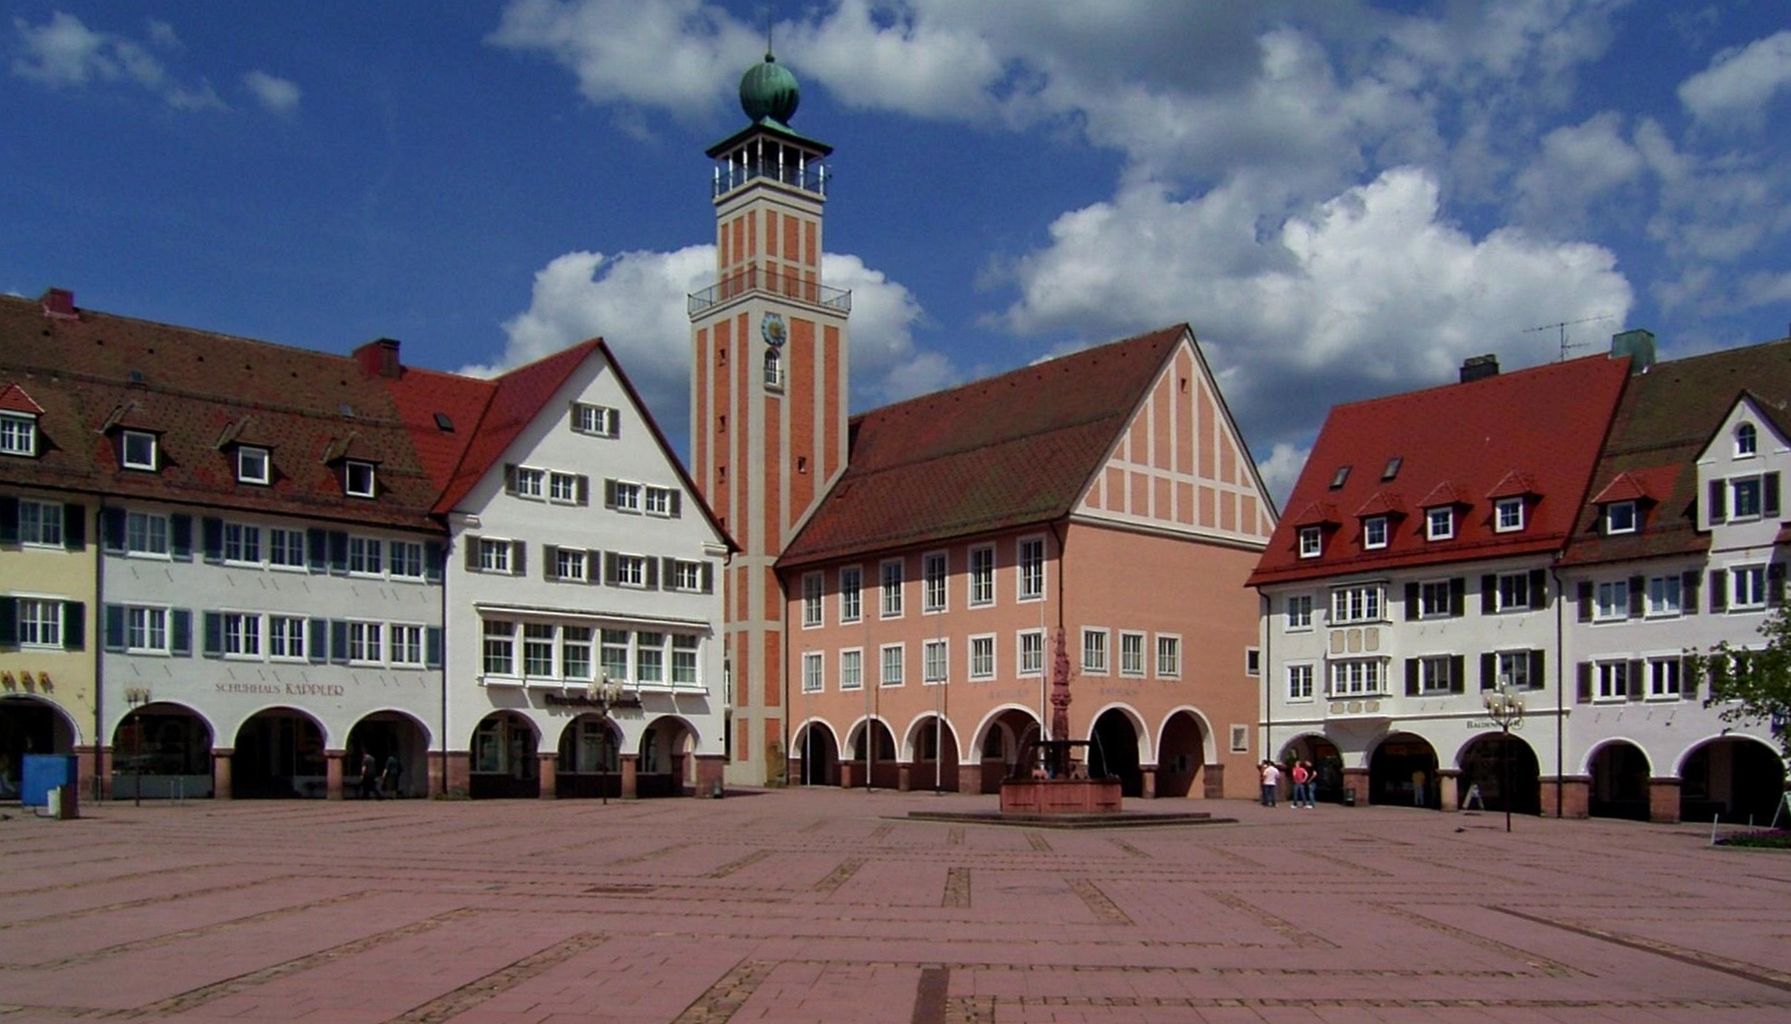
[1417, 655, 1454, 694]
[1017, 536, 1045, 600]
[1646, 575, 1682, 617]
[127, 606, 169, 653]
[1363, 516, 1388, 549]
[600, 629, 629, 681]
[237, 446, 270, 485]
[15, 598, 62, 648]
[269, 616, 306, 660]
[1156, 634, 1180, 678]
[1018, 630, 1044, 676]
[635, 631, 665, 685]
[672, 560, 703, 592]
[1495, 497, 1525, 533]
[222, 522, 261, 565]
[802, 651, 824, 693]
[555, 548, 588, 582]
[1081, 628, 1108, 674]
[1119, 631, 1145, 676]
[923, 639, 948, 684]
[1495, 651, 1535, 690]
[1605, 500, 1637, 534]
[1647, 656, 1681, 699]
[348, 536, 383, 575]
[763, 346, 783, 389]
[0, 413, 38, 456]
[1285, 594, 1312, 630]
[348, 621, 383, 665]
[122, 429, 158, 471]
[880, 559, 904, 618]
[390, 541, 424, 580]
[18, 500, 63, 547]
[483, 620, 515, 676]
[1426, 507, 1454, 540]
[344, 460, 376, 498]
[880, 643, 904, 687]
[1735, 423, 1757, 457]
[478, 538, 511, 574]
[922, 551, 948, 613]
[1730, 477, 1763, 519]
[1731, 565, 1766, 610]
[840, 648, 863, 691]
[513, 467, 545, 499]
[571, 402, 618, 438]
[548, 472, 579, 504]
[611, 480, 642, 513]
[802, 572, 824, 627]
[645, 486, 676, 516]
[1298, 526, 1322, 558]
[1595, 660, 1629, 701]
[1328, 658, 1386, 697]
[968, 545, 994, 606]
[671, 634, 699, 686]
[1287, 663, 1314, 701]
[270, 528, 305, 570]
[562, 627, 594, 681]
[1418, 580, 1451, 618]
[1245, 647, 1261, 677]
[614, 554, 647, 588]
[223, 612, 261, 658]
[969, 635, 995, 680]
[126, 511, 170, 557]
[1494, 572, 1531, 612]
[1330, 584, 1384, 624]
[387, 624, 423, 667]
[839, 566, 862, 623]
[526, 625, 561, 676]
[1595, 579, 1629, 621]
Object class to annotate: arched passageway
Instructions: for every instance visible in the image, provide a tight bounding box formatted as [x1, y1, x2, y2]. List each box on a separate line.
[1589, 741, 1650, 821]
[1369, 733, 1438, 807]
[793, 721, 840, 787]
[908, 715, 959, 792]
[233, 708, 327, 798]
[1680, 738, 1786, 824]
[1155, 711, 1206, 798]
[976, 711, 1039, 793]
[637, 717, 696, 797]
[846, 719, 898, 789]
[112, 703, 213, 799]
[0, 696, 76, 799]
[346, 712, 429, 799]
[471, 711, 539, 798]
[1088, 710, 1143, 797]
[1458, 733, 1541, 814]
[556, 714, 621, 799]
[1281, 735, 1343, 803]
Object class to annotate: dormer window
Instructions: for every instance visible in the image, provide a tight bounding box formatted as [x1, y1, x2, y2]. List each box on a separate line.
[1494, 497, 1525, 533]
[236, 446, 270, 485]
[1605, 500, 1637, 535]
[121, 429, 158, 471]
[344, 460, 376, 498]
[0, 412, 37, 456]
[1735, 423, 1756, 457]
[1298, 526, 1322, 558]
[1363, 516, 1388, 549]
[1425, 507, 1454, 540]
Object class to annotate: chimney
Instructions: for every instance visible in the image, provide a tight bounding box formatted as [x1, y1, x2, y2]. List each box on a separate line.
[353, 338, 402, 379]
[39, 288, 77, 320]
[1459, 353, 1499, 383]
[1610, 328, 1655, 374]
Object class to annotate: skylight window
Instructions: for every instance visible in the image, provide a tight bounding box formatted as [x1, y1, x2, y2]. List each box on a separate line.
[1329, 465, 1351, 489]
[1381, 457, 1402, 481]
[434, 412, 454, 432]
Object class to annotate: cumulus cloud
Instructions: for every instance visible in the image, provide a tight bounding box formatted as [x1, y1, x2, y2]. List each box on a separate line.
[470, 246, 945, 453]
[243, 70, 301, 113]
[10, 11, 223, 109]
[1678, 30, 1791, 129]
[1253, 442, 1311, 511]
[1512, 112, 1645, 232]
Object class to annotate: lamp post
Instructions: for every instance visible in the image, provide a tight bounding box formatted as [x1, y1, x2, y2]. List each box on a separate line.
[592, 676, 624, 806]
[1482, 683, 1526, 833]
[124, 687, 152, 807]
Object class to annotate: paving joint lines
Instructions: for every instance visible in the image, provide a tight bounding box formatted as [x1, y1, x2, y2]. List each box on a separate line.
[385, 931, 609, 1024]
[1494, 905, 1791, 992]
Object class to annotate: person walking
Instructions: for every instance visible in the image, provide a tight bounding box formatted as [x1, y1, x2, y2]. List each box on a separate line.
[381, 753, 402, 799]
[358, 753, 378, 800]
[1292, 759, 1314, 808]
[1260, 760, 1281, 807]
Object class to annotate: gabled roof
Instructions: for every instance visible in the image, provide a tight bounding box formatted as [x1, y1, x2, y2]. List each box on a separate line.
[1589, 471, 1652, 505]
[1249, 353, 1632, 587]
[1486, 470, 1539, 499]
[1354, 491, 1406, 518]
[0, 382, 44, 415]
[777, 326, 1186, 567]
[1560, 335, 1791, 567]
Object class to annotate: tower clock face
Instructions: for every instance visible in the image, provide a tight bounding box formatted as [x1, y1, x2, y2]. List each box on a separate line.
[761, 312, 787, 347]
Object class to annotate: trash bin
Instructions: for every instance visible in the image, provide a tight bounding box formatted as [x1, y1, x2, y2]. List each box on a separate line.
[1341, 789, 1357, 807]
[21, 754, 79, 809]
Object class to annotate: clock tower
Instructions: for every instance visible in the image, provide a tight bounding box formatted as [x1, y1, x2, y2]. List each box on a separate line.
[689, 51, 850, 786]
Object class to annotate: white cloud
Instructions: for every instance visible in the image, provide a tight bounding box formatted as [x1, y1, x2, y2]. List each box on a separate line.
[1678, 30, 1791, 129]
[1253, 442, 1311, 510]
[474, 246, 944, 451]
[1512, 112, 1645, 232]
[10, 11, 222, 109]
[243, 70, 301, 114]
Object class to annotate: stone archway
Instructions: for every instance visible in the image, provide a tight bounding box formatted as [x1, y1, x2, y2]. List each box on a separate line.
[793, 720, 840, 787]
[1281, 735, 1343, 803]
[1369, 733, 1439, 808]
[233, 707, 327, 799]
[0, 695, 78, 799]
[1088, 709, 1143, 797]
[906, 714, 960, 793]
[1457, 732, 1540, 814]
[638, 716, 697, 797]
[1680, 738, 1786, 824]
[846, 718, 898, 789]
[1588, 741, 1650, 821]
[346, 711, 430, 799]
[555, 714, 620, 799]
[973, 708, 1039, 794]
[112, 702, 214, 799]
[1155, 711, 1206, 798]
[470, 711, 539, 799]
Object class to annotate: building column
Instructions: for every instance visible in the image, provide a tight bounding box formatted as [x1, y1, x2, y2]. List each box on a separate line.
[897, 763, 912, 792]
[956, 762, 981, 794]
[838, 760, 856, 788]
[1543, 775, 1590, 818]
[440, 751, 469, 798]
[1437, 769, 1461, 811]
[74, 744, 98, 802]
[696, 754, 726, 797]
[1649, 777, 1682, 823]
[94, 745, 113, 800]
[537, 752, 558, 799]
[1203, 762, 1225, 800]
[212, 748, 234, 800]
[620, 754, 639, 799]
[1342, 767, 1369, 807]
[324, 750, 346, 800]
[1140, 766, 1158, 799]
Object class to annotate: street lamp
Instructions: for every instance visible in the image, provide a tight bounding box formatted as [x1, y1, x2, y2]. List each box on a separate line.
[124, 687, 153, 807]
[1482, 683, 1526, 833]
[591, 676, 624, 806]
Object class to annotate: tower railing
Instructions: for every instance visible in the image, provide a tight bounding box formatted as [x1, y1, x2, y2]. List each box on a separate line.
[688, 266, 852, 317]
[712, 159, 827, 198]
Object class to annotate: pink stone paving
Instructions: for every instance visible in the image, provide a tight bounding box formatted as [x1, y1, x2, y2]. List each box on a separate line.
[0, 791, 1786, 1023]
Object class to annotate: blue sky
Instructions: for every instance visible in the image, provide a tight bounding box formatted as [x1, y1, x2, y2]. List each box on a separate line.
[6, 2, 1790, 503]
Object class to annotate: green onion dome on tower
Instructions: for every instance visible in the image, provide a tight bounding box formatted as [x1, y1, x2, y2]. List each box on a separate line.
[739, 51, 800, 125]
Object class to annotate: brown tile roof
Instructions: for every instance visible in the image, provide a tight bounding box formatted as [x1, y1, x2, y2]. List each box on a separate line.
[1558, 336, 1791, 567]
[776, 326, 1187, 567]
[1249, 353, 1632, 587]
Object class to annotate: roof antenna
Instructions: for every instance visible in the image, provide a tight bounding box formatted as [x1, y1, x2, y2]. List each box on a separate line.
[763, 7, 774, 61]
[1525, 314, 1610, 361]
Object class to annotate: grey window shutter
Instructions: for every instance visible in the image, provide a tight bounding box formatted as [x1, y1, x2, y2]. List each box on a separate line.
[504, 464, 518, 495]
[1528, 650, 1545, 688]
[330, 620, 349, 664]
[544, 545, 560, 581]
[512, 541, 526, 577]
[1768, 563, 1786, 607]
[1449, 655, 1465, 694]
[662, 557, 676, 589]
[426, 626, 443, 668]
[670, 491, 682, 517]
[0, 597, 14, 648]
[702, 562, 715, 594]
[202, 611, 223, 658]
[1710, 570, 1726, 612]
[1480, 575, 1497, 614]
[102, 507, 127, 552]
[1480, 652, 1497, 691]
[1683, 570, 1700, 614]
[329, 531, 349, 574]
[62, 503, 86, 550]
[1576, 662, 1592, 703]
[308, 618, 328, 663]
[63, 601, 84, 650]
[170, 514, 193, 561]
[104, 605, 126, 651]
[1680, 655, 1698, 700]
[646, 557, 659, 589]
[308, 528, 329, 572]
[603, 551, 618, 585]
[1449, 578, 1465, 617]
[1577, 582, 1593, 622]
[425, 541, 445, 581]
[1404, 658, 1419, 696]
[1708, 479, 1725, 523]
[1627, 576, 1644, 616]
[0, 496, 16, 545]
[604, 479, 618, 509]
[202, 517, 223, 563]
[586, 549, 602, 585]
[1528, 570, 1547, 610]
[1404, 583, 1419, 620]
[465, 537, 481, 571]
[171, 609, 192, 656]
[577, 476, 590, 506]
[1765, 472, 1781, 518]
[1626, 660, 1644, 701]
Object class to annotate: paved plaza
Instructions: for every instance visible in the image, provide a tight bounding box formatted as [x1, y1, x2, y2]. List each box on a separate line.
[1, 789, 1787, 1023]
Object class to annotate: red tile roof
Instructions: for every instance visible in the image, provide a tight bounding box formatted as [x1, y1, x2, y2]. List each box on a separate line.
[1249, 353, 1632, 587]
[777, 326, 1187, 567]
[0, 382, 44, 415]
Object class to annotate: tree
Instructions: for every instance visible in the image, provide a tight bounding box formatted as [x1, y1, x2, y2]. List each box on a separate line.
[1691, 601, 1791, 758]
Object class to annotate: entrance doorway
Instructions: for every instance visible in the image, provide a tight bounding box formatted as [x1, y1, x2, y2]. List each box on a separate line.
[0, 696, 76, 799]
[794, 721, 840, 786]
[1680, 738, 1786, 824]
[233, 709, 327, 798]
[1588, 741, 1650, 820]
[556, 714, 620, 799]
[847, 720, 898, 789]
[1457, 733, 1540, 814]
[1088, 709, 1143, 797]
[637, 717, 695, 797]
[112, 704, 213, 799]
[346, 713, 429, 799]
[975, 710, 1039, 793]
[1155, 711, 1206, 798]
[1282, 735, 1343, 803]
[909, 715, 959, 792]
[1369, 734, 1439, 807]
[470, 712, 539, 798]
